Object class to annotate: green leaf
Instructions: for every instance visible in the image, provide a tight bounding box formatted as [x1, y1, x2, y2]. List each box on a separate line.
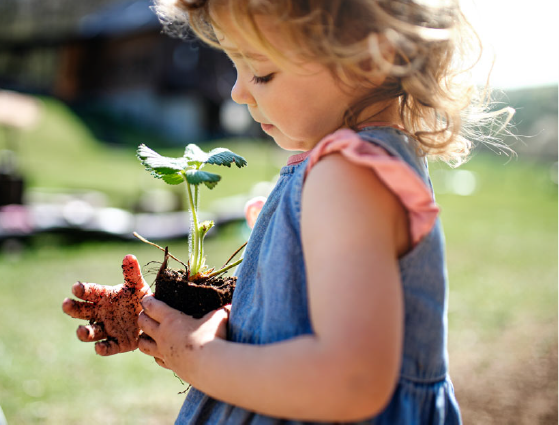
[137, 143, 245, 188]
[160, 173, 185, 185]
[184, 144, 208, 164]
[206, 148, 248, 168]
[137, 144, 188, 176]
[182, 144, 247, 168]
[185, 169, 221, 189]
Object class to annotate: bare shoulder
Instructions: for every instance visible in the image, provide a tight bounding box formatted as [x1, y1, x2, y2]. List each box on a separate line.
[303, 152, 410, 257]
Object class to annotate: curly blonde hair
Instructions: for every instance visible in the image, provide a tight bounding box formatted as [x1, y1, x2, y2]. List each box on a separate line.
[153, 0, 513, 165]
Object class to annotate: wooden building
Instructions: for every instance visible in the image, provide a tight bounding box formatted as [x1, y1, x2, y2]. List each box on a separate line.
[0, 0, 254, 144]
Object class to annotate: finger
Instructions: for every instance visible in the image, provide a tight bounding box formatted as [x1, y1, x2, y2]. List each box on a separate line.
[138, 310, 160, 336]
[141, 294, 175, 322]
[154, 357, 170, 370]
[208, 308, 230, 340]
[77, 323, 108, 342]
[202, 306, 230, 322]
[138, 333, 159, 357]
[122, 255, 147, 290]
[95, 339, 122, 356]
[71, 281, 110, 303]
[62, 298, 96, 320]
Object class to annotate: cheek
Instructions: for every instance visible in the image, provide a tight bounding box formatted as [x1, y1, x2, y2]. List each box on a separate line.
[275, 101, 335, 141]
[262, 76, 351, 140]
[257, 92, 296, 128]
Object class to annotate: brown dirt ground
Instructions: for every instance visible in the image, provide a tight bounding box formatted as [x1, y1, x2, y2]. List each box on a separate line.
[449, 321, 558, 424]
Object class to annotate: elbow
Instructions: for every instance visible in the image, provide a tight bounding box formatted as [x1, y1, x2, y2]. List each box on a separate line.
[337, 370, 398, 421]
[322, 350, 400, 421]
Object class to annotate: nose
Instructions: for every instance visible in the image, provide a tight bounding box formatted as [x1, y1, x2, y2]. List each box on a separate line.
[231, 78, 256, 106]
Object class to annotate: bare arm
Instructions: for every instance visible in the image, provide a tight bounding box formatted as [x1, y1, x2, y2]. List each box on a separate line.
[139, 153, 407, 421]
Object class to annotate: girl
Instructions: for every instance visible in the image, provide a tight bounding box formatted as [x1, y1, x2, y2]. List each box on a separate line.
[63, 0, 510, 423]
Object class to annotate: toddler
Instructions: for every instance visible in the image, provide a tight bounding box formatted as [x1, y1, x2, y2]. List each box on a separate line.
[63, 0, 511, 423]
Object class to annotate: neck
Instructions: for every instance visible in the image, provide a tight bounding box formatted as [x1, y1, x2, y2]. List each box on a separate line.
[355, 99, 401, 128]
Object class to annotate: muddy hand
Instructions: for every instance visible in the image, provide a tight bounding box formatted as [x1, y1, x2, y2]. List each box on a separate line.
[62, 255, 152, 356]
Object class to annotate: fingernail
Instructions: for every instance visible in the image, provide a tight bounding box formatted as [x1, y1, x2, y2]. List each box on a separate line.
[62, 298, 72, 313]
[72, 281, 84, 296]
[141, 295, 150, 309]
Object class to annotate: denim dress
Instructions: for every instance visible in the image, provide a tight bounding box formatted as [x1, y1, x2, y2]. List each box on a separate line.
[176, 127, 462, 424]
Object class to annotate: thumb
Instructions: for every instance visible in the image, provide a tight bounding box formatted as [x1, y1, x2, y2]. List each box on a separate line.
[122, 254, 146, 290]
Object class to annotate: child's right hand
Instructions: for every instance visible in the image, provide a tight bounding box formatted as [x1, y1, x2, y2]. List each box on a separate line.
[62, 254, 151, 356]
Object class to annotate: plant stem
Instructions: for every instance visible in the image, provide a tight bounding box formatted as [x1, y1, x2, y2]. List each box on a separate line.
[221, 241, 247, 268]
[206, 258, 243, 278]
[198, 232, 204, 272]
[194, 184, 199, 213]
[194, 184, 202, 271]
[184, 174, 200, 275]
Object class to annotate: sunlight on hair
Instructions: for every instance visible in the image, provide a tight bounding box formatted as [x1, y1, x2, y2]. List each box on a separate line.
[151, 0, 518, 166]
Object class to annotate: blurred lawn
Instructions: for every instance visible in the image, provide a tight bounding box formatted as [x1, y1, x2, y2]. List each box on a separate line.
[0, 224, 249, 425]
[0, 97, 557, 424]
[13, 97, 290, 210]
[432, 155, 557, 337]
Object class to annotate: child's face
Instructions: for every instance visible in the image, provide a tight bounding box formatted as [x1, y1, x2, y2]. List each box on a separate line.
[212, 13, 359, 152]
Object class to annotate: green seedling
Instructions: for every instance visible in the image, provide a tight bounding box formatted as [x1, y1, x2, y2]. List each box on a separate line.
[136, 143, 247, 279]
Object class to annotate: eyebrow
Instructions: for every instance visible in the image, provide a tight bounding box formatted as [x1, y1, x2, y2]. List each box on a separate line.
[223, 47, 269, 62]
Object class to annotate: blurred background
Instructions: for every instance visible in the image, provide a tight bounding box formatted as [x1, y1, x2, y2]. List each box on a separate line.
[0, 0, 556, 424]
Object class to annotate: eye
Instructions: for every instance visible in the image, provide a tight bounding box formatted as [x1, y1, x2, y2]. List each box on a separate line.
[250, 73, 275, 84]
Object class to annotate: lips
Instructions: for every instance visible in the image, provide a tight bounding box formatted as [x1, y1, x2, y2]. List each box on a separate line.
[261, 123, 274, 133]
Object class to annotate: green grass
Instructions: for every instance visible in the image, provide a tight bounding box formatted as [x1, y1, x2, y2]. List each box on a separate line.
[0, 223, 249, 425]
[431, 156, 557, 339]
[0, 96, 556, 423]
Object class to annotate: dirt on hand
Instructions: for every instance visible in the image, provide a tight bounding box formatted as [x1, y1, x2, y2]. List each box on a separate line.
[62, 254, 151, 356]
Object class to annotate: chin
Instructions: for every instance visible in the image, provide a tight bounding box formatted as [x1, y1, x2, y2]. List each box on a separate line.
[273, 134, 314, 152]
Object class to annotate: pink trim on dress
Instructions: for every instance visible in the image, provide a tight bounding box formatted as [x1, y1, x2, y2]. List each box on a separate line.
[287, 151, 311, 166]
[287, 123, 407, 166]
[305, 128, 439, 247]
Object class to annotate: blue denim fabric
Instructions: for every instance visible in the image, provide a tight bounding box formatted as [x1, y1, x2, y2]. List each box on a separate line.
[176, 127, 462, 424]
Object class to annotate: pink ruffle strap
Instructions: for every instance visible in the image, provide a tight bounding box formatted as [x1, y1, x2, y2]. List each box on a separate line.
[304, 129, 439, 247]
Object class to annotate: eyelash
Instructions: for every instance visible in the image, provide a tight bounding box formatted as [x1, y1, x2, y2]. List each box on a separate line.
[250, 73, 275, 84]
[227, 59, 275, 85]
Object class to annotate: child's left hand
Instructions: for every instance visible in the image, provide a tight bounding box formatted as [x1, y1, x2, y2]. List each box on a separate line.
[137, 295, 230, 377]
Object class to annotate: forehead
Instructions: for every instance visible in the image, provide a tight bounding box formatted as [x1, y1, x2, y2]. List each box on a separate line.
[212, 24, 269, 62]
[210, 7, 292, 63]
[209, 7, 321, 74]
